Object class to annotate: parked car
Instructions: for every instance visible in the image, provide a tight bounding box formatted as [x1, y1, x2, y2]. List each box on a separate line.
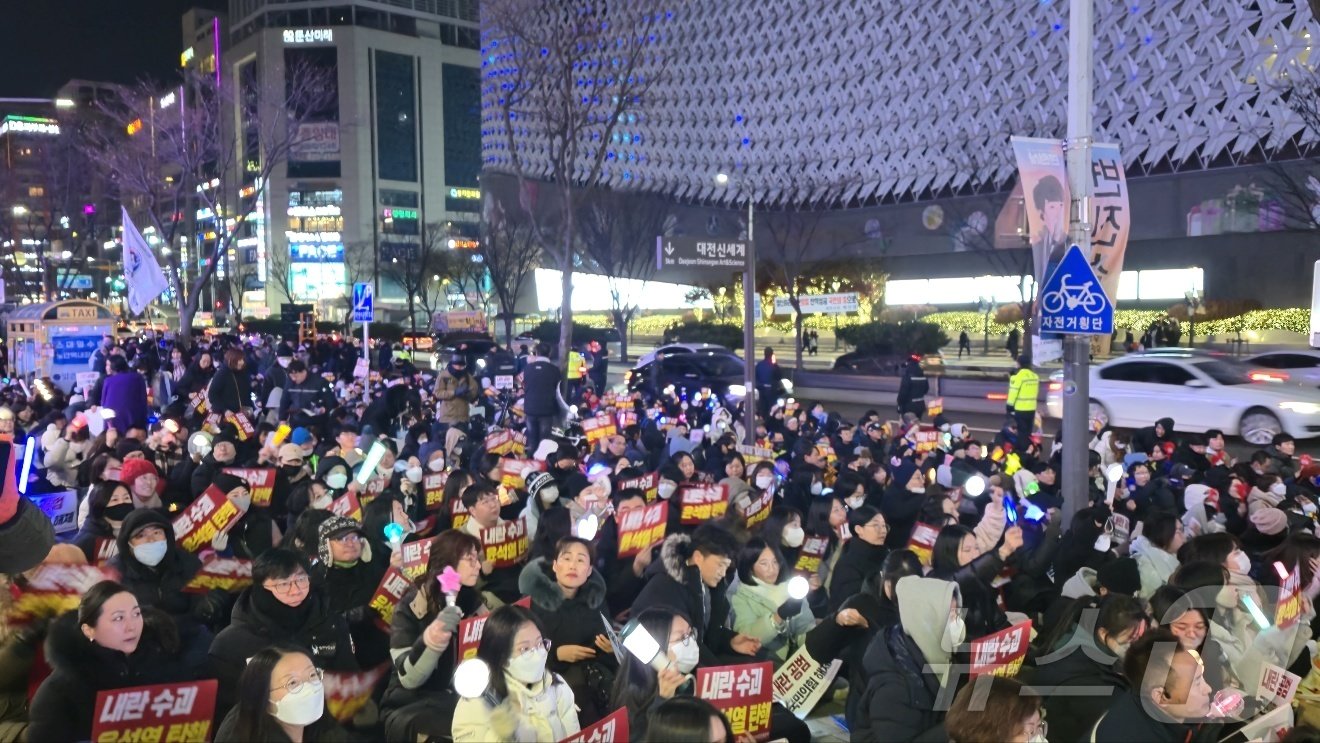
[625, 352, 748, 410]
[1045, 351, 1320, 445]
[1244, 349, 1320, 387]
[634, 342, 737, 369]
[430, 333, 499, 370]
[832, 351, 945, 376]
[513, 327, 624, 361]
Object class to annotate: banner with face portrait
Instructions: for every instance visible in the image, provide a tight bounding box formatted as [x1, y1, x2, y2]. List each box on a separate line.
[1012, 136, 1070, 364]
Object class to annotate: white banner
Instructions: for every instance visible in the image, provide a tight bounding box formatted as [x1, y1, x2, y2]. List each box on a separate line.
[290, 122, 340, 161]
[772, 293, 859, 316]
[771, 646, 842, 719]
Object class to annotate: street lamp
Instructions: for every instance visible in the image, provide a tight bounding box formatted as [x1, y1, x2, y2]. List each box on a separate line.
[715, 172, 757, 446]
[1184, 289, 1204, 347]
[976, 297, 997, 355]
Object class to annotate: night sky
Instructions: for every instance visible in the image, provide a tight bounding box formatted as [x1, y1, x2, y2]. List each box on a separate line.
[0, 0, 226, 98]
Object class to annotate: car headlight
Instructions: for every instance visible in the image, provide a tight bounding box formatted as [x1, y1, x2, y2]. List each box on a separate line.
[780, 378, 794, 392]
[727, 384, 747, 397]
[1279, 401, 1320, 415]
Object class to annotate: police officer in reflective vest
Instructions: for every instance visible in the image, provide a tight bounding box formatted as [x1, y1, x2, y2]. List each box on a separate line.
[1006, 355, 1039, 440]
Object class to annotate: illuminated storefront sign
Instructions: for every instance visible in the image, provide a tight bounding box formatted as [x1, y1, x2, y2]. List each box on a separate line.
[0, 116, 60, 137]
[382, 208, 418, 220]
[283, 28, 334, 44]
[448, 187, 480, 200]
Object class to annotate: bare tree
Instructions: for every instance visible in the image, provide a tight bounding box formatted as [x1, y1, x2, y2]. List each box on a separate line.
[479, 195, 542, 345]
[482, 0, 668, 369]
[82, 62, 335, 349]
[577, 188, 670, 360]
[264, 246, 298, 307]
[440, 247, 492, 316]
[379, 223, 458, 334]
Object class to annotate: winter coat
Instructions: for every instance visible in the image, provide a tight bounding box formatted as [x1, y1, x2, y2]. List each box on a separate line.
[451, 669, 579, 742]
[381, 585, 484, 714]
[110, 509, 215, 628]
[207, 365, 250, 416]
[29, 610, 196, 743]
[880, 485, 925, 550]
[805, 591, 893, 726]
[434, 369, 479, 425]
[70, 513, 118, 564]
[100, 371, 150, 434]
[630, 533, 736, 663]
[729, 579, 815, 660]
[519, 558, 613, 680]
[0, 496, 55, 574]
[1129, 536, 1180, 599]
[212, 705, 354, 743]
[1026, 630, 1127, 743]
[40, 427, 92, 488]
[1130, 418, 1175, 458]
[1093, 688, 1220, 743]
[827, 538, 889, 612]
[322, 552, 391, 667]
[930, 550, 1009, 642]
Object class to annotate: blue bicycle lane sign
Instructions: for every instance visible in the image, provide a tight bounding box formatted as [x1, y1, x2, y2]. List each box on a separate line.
[1038, 244, 1113, 336]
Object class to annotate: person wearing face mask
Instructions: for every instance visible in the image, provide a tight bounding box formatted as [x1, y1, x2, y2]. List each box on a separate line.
[70, 480, 134, 564]
[880, 458, 929, 550]
[451, 605, 579, 742]
[929, 522, 1021, 641]
[212, 473, 281, 560]
[1029, 594, 1148, 743]
[610, 609, 702, 738]
[655, 464, 682, 503]
[266, 443, 311, 524]
[854, 575, 965, 741]
[520, 471, 560, 542]
[944, 675, 1047, 743]
[1130, 510, 1186, 599]
[209, 549, 358, 719]
[316, 516, 390, 667]
[518, 537, 614, 725]
[1147, 586, 1232, 693]
[1092, 627, 1220, 743]
[1247, 474, 1289, 515]
[214, 645, 350, 743]
[729, 538, 816, 661]
[828, 506, 891, 612]
[435, 353, 480, 431]
[191, 430, 241, 497]
[29, 581, 198, 743]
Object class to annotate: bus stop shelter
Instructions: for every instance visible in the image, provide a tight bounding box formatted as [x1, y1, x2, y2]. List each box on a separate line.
[6, 300, 117, 390]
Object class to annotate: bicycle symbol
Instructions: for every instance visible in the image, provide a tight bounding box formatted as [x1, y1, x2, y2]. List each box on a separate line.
[1041, 275, 1107, 315]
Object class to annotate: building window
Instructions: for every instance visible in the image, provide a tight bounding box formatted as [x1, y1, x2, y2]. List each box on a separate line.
[442, 63, 480, 190]
[27, 186, 44, 198]
[375, 50, 418, 182]
[285, 46, 341, 179]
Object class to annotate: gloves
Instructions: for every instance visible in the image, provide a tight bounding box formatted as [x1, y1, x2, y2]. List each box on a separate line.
[436, 604, 464, 633]
[776, 598, 804, 620]
[454, 384, 470, 397]
[211, 531, 230, 552]
[1006, 405, 1015, 415]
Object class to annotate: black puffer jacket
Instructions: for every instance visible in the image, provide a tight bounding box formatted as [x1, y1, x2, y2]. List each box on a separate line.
[929, 551, 1009, 642]
[1025, 633, 1127, 743]
[630, 533, 736, 663]
[852, 624, 943, 742]
[110, 509, 205, 622]
[520, 557, 616, 723]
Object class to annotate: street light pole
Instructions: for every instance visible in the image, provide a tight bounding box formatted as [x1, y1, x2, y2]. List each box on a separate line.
[1060, 0, 1095, 526]
[742, 196, 757, 446]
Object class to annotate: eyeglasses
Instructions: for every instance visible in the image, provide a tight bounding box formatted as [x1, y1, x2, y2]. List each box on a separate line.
[458, 554, 482, 567]
[1024, 719, 1047, 740]
[330, 533, 362, 544]
[265, 574, 310, 595]
[513, 638, 551, 658]
[271, 667, 324, 698]
[670, 628, 697, 646]
[475, 495, 500, 507]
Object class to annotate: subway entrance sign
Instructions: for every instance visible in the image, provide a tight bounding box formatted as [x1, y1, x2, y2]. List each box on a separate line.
[656, 236, 748, 272]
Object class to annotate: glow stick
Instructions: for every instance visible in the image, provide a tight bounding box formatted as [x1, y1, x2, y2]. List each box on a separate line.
[1273, 561, 1289, 581]
[17, 438, 34, 494]
[1241, 594, 1271, 630]
[453, 658, 492, 699]
[356, 441, 388, 485]
[787, 575, 810, 600]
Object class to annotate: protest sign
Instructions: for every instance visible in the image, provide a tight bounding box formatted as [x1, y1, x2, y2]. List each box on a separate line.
[450, 497, 470, 530]
[7, 564, 118, 628]
[481, 518, 530, 568]
[772, 646, 842, 719]
[617, 502, 668, 557]
[1277, 562, 1303, 630]
[793, 536, 830, 577]
[182, 558, 253, 594]
[93, 537, 119, 566]
[220, 467, 276, 507]
[678, 483, 729, 525]
[324, 664, 390, 722]
[912, 426, 940, 454]
[581, 413, 617, 445]
[618, 471, 659, 501]
[27, 490, 78, 535]
[172, 486, 245, 552]
[907, 523, 940, 567]
[485, 429, 518, 456]
[224, 411, 256, 441]
[423, 471, 449, 511]
[927, 397, 944, 417]
[969, 620, 1032, 677]
[696, 662, 773, 741]
[1257, 662, 1301, 707]
[736, 444, 775, 465]
[91, 680, 218, 743]
[330, 490, 362, 522]
[400, 537, 436, 580]
[557, 707, 629, 743]
[369, 567, 413, 629]
[500, 458, 544, 488]
[457, 596, 532, 660]
[744, 489, 773, 528]
[616, 409, 637, 430]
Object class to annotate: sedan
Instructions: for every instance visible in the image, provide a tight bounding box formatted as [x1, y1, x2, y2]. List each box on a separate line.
[634, 343, 736, 369]
[1044, 352, 1320, 445]
[1244, 349, 1320, 387]
[625, 352, 748, 409]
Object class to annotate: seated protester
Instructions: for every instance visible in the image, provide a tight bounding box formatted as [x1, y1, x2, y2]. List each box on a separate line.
[1173, 433, 1213, 476]
[1093, 626, 1219, 743]
[190, 430, 241, 497]
[29, 581, 199, 742]
[1130, 417, 1176, 462]
[381, 530, 485, 743]
[881, 459, 930, 549]
[362, 490, 418, 562]
[643, 696, 735, 743]
[1263, 433, 1298, 482]
[1257, 531, 1320, 598]
[209, 548, 358, 718]
[209, 473, 281, 560]
[1046, 556, 1142, 635]
[1028, 594, 1148, 743]
[611, 608, 703, 740]
[1117, 461, 1176, 519]
[1130, 510, 1186, 599]
[1179, 533, 1265, 621]
[269, 443, 313, 525]
[631, 525, 762, 665]
[458, 481, 526, 605]
[518, 536, 615, 726]
[800, 495, 848, 612]
[854, 575, 964, 741]
[1148, 585, 1233, 692]
[1241, 506, 1290, 556]
[729, 537, 816, 662]
[317, 516, 391, 668]
[594, 488, 658, 618]
[929, 523, 1022, 641]
[69, 480, 133, 564]
[1247, 473, 1288, 515]
[73, 452, 124, 528]
[827, 505, 890, 612]
[284, 508, 336, 561]
[119, 456, 166, 512]
[213, 644, 352, 743]
[943, 675, 1045, 743]
[452, 604, 580, 742]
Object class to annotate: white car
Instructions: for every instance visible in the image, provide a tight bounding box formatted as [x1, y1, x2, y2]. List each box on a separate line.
[634, 343, 736, 369]
[1244, 349, 1320, 387]
[1045, 352, 1320, 445]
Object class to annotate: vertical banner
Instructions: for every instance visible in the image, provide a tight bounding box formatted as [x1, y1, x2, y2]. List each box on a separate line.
[1089, 142, 1130, 355]
[1011, 136, 1070, 364]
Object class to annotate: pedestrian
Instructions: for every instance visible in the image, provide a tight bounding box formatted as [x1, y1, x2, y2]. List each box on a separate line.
[958, 330, 971, 358]
[1005, 355, 1038, 441]
[754, 347, 779, 417]
[897, 353, 929, 419]
[523, 345, 566, 455]
[1006, 327, 1021, 359]
[208, 347, 252, 416]
[99, 355, 150, 435]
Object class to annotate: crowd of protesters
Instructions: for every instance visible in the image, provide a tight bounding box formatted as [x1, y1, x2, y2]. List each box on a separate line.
[0, 330, 1316, 742]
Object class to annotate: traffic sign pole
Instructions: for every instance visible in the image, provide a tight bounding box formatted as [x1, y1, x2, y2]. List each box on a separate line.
[353, 282, 375, 402]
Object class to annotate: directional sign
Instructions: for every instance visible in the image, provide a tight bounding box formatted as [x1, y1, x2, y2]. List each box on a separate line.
[1038, 244, 1113, 336]
[352, 282, 374, 323]
[656, 236, 748, 272]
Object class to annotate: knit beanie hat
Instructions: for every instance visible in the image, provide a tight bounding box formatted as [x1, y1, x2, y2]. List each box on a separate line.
[1250, 507, 1289, 536]
[1096, 557, 1141, 596]
[119, 458, 162, 495]
[317, 515, 371, 566]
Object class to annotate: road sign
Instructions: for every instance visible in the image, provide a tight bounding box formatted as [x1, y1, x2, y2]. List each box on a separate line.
[656, 236, 748, 271]
[352, 282, 374, 323]
[1038, 244, 1113, 336]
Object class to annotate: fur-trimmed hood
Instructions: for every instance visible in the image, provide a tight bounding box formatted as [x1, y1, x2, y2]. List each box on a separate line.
[44, 607, 176, 683]
[659, 532, 692, 583]
[518, 557, 606, 612]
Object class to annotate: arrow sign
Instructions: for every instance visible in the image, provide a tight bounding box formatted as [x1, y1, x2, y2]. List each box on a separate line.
[1038, 244, 1113, 336]
[352, 282, 374, 323]
[656, 235, 749, 272]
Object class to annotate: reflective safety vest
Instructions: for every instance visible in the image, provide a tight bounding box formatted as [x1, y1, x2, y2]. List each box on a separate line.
[566, 351, 587, 380]
[1006, 368, 1039, 412]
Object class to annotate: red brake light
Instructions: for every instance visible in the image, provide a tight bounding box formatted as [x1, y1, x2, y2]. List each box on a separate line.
[987, 393, 1008, 400]
[1249, 370, 1288, 383]
[1048, 382, 1061, 392]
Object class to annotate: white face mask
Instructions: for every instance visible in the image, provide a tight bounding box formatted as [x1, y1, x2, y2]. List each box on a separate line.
[230, 493, 252, 513]
[277, 357, 291, 368]
[1271, 482, 1287, 497]
[942, 616, 966, 652]
[846, 496, 865, 510]
[782, 525, 805, 549]
[311, 492, 334, 510]
[1093, 533, 1112, 553]
[132, 540, 167, 567]
[507, 646, 548, 684]
[1215, 585, 1238, 610]
[270, 682, 324, 726]
[1305, 502, 1318, 516]
[538, 486, 560, 506]
[1027, 731, 1048, 743]
[405, 466, 424, 484]
[810, 481, 823, 496]
[754, 474, 774, 491]
[427, 458, 445, 473]
[669, 635, 700, 673]
[325, 472, 348, 490]
[657, 482, 677, 500]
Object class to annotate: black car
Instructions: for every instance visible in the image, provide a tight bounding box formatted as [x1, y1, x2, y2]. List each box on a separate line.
[832, 351, 945, 376]
[432, 333, 499, 369]
[625, 352, 749, 408]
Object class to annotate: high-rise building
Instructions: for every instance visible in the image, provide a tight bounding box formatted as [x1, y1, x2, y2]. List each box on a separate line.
[221, 0, 483, 322]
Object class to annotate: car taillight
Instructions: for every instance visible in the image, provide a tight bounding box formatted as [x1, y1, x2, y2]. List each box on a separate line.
[987, 393, 1008, 400]
[1249, 370, 1288, 383]
[1048, 382, 1061, 392]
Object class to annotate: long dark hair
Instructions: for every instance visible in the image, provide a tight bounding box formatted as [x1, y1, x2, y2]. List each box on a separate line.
[611, 608, 683, 737]
[87, 480, 129, 523]
[229, 644, 337, 742]
[931, 524, 975, 575]
[476, 605, 545, 701]
[643, 696, 733, 743]
[736, 537, 786, 587]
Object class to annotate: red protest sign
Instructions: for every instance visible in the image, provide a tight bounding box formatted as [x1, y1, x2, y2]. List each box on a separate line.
[450, 497, 470, 530]
[486, 429, 517, 456]
[330, 490, 362, 522]
[582, 413, 617, 445]
[617, 502, 668, 557]
[744, 489, 773, 529]
[94, 537, 119, 567]
[360, 473, 388, 506]
[907, 523, 940, 567]
[224, 411, 256, 441]
[400, 537, 436, 580]
[618, 471, 659, 501]
[912, 426, 940, 453]
[8, 564, 119, 628]
[91, 679, 218, 743]
[369, 567, 413, 629]
[1276, 562, 1303, 630]
[501, 458, 544, 488]
[423, 471, 449, 512]
[172, 486, 245, 553]
[696, 662, 773, 741]
[616, 409, 638, 430]
[457, 595, 532, 660]
[221, 467, 276, 507]
[793, 535, 830, 577]
[481, 518, 530, 568]
[927, 397, 944, 417]
[969, 620, 1032, 677]
[182, 557, 253, 594]
[678, 483, 728, 525]
[558, 707, 629, 743]
[324, 664, 390, 722]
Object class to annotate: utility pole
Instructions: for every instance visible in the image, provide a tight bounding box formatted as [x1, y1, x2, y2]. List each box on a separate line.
[1060, 0, 1094, 525]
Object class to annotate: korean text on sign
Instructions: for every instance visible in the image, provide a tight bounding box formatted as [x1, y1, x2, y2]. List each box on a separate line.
[617, 502, 668, 557]
[557, 707, 629, 743]
[793, 536, 829, 577]
[481, 518, 530, 568]
[457, 596, 531, 660]
[172, 487, 244, 552]
[424, 471, 449, 511]
[369, 567, 413, 628]
[696, 662, 773, 741]
[907, 523, 940, 567]
[330, 491, 362, 522]
[772, 646, 842, 719]
[911, 426, 940, 454]
[91, 680, 218, 743]
[678, 484, 729, 525]
[581, 414, 617, 445]
[182, 558, 253, 594]
[1276, 561, 1303, 630]
[969, 620, 1032, 678]
[400, 537, 435, 580]
[744, 489, 773, 528]
[618, 471, 659, 501]
[221, 467, 276, 507]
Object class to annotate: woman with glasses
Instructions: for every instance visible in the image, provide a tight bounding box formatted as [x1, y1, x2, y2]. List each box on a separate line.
[729, 537, 816, 662]
[381, 530, 487, 743]
[944, 674, 1045, 743]
[519, 536, 615, 726]
[827, 505, 891, 613]
[609, 608, 701, 740]
[452, 604, 580, 742]
[214, 644, 350, 742]
[209, 549, 358, 719]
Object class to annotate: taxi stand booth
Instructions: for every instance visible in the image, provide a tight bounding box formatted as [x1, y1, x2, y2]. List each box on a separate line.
[5, 300, 117, 392]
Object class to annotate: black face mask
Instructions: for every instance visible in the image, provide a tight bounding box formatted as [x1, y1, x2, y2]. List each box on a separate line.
[281, 464, 304, 478]
[104, 503, 134, 522]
